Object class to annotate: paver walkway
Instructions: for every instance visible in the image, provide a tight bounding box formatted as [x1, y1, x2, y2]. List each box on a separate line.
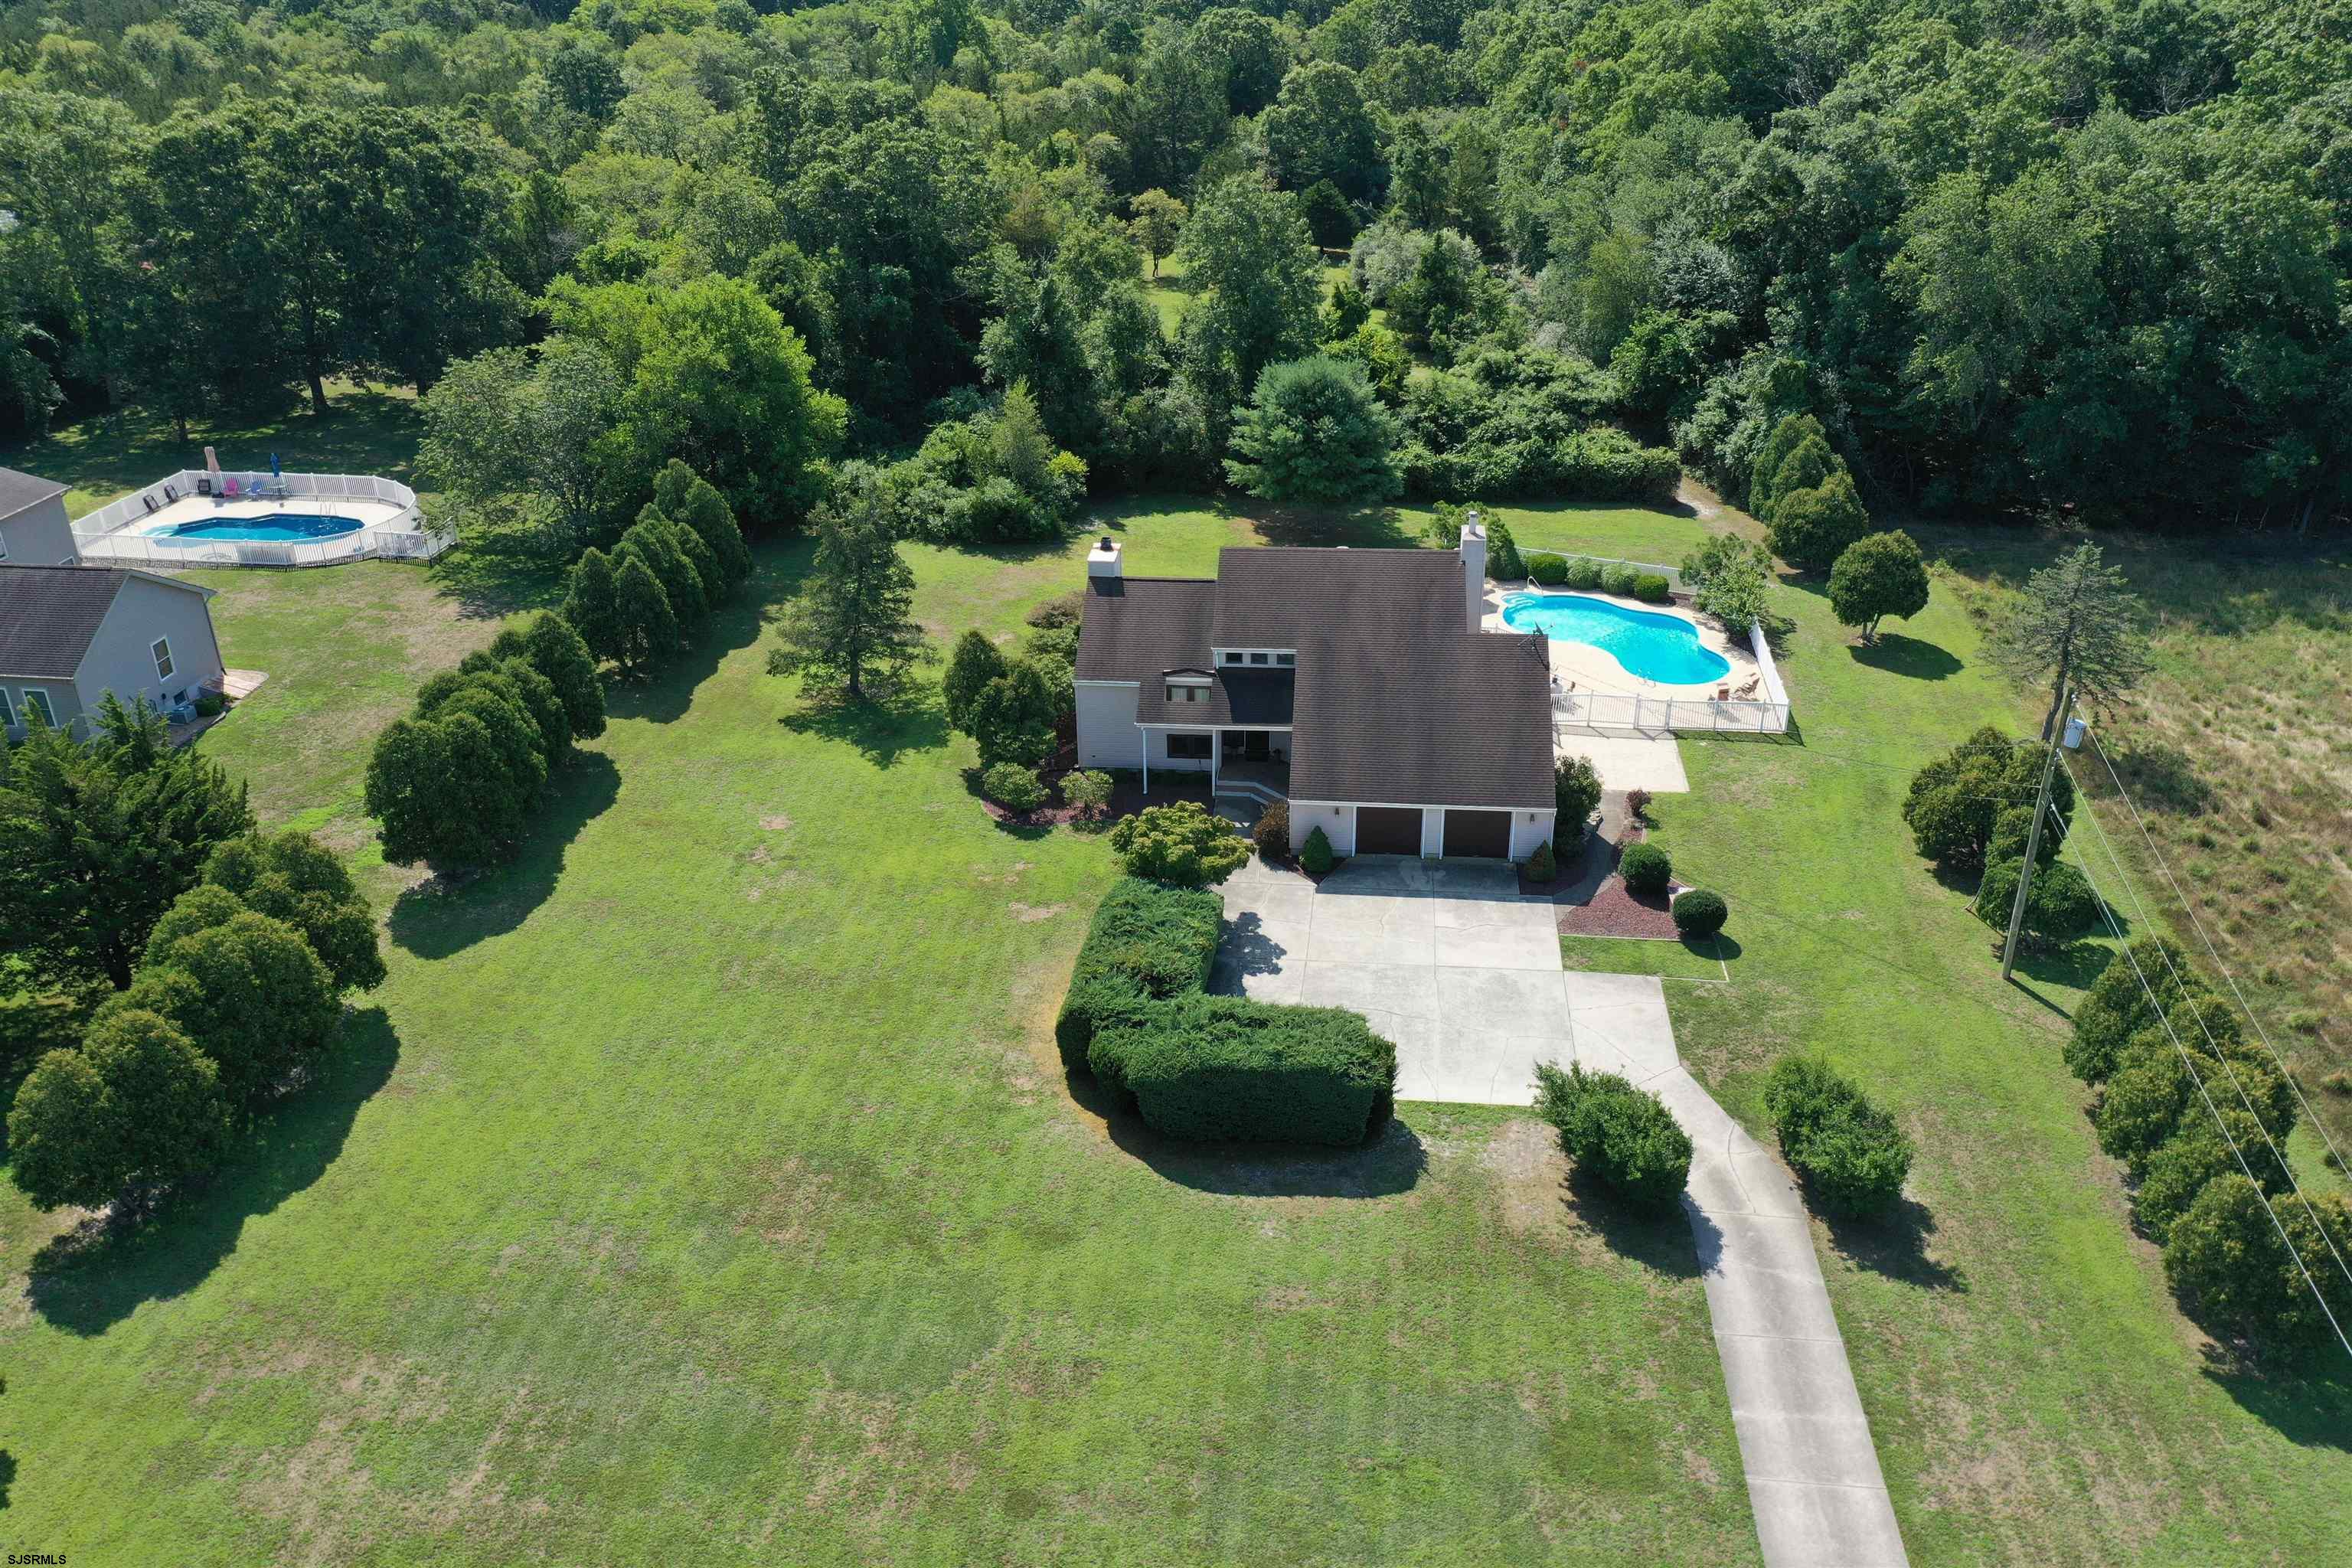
[1213, 856, 1909, 1568]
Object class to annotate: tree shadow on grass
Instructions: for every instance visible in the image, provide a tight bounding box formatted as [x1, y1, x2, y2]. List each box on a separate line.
[2014, 937, 2121, 991]
[1819, 1195, 1966, 1292]
[2203, 1348, 2352, 1450]
[26, 1007, 398, 1337]
[779, 684, 951, 768]
[605, 596, 776, 727]
[427, 521, 570, 622]
[2100, 739, 2214, 815]
[1250, 504, 1420, 549]
[1849, 633, 1962, 681]
[1556, 1166, 1700, 1278]
[0, 1449, 15, 1508]
[387, 753, 619, 959]
[1073, 1074, 1427, 1197]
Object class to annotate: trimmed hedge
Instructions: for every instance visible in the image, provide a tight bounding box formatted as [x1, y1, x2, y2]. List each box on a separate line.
[1053, 878, 1223, 1076]
[1762, 1057, 1913, 1216]
[1093, 994, 1396, 1146]
[1534, 1063, 1691, 1210]
[1619, 841, 1671, 895]
[1527, 552, 1568, 585]
[982, 762, 1047, 811]
[1671, 889, 1726, 936]
[1632, 573, 1672, 603]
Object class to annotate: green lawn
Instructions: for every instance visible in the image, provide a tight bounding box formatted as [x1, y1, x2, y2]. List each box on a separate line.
[1510, 511, 2352, 1562]
[0, 501, 1758, 1563]
[6, 384, 2348, 1560]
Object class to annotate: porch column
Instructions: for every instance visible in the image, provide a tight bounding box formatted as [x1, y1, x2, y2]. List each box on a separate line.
[1210, 730, 1220, 798]
[1137, 724, 1148, 793]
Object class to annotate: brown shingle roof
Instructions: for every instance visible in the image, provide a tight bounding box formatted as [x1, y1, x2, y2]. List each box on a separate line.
[1077, 546, 1554, 811]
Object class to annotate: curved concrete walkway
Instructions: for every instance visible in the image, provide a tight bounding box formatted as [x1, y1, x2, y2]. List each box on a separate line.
[1214, 857, 1908, 1568]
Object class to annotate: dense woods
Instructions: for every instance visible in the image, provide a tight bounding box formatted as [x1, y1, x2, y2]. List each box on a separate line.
[3, 0, 2346, 534]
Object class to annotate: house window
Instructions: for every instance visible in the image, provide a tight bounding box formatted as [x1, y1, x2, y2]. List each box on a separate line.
[1166, 683, 1205, 703]
[1222, 651, 1244, 665]
[1168, 733, 1211, 760]
[152, 637, 175, 681]
[1276, 652, 1295, 666]
[21, 689, 56, 728]
[1249, 651, 1269, 665]
[0, 690, 15, 727]
[0, 532, 8, 560]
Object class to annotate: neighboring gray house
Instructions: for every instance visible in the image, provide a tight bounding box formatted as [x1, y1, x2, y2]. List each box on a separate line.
[0, 465, 78, 566]
[0, 565, 226, 740]
[1073, 531, 1559, 861]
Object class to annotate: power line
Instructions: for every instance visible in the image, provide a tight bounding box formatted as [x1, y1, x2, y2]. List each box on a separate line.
[2050, 760, 2352, 1299]
[2037, 802, 2352, 1360]
[2078, 723, 2352, 1179]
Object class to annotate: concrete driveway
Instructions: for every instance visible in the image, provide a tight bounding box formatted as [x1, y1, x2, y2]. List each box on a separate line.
[1209, 852, 1910, 1567]
[1211, 854, 1678, 1105]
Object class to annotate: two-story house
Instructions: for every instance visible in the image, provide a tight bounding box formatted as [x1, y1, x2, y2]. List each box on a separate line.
[1073, 526, 1558, 860]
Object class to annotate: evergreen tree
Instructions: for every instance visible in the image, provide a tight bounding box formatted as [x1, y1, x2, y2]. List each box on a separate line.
[1988, 543, 2157, 740]
[944, 629, 1012, 735]
[766, 465, 929, 701]
[562, 549, 626, 670]
[488, 612, 608, 741]
[613, 555, 682, 673]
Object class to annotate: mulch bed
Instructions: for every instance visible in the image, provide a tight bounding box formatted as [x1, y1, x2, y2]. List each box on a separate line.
[976, 764, 1212, 830]
[1540, 824, 1688, 939]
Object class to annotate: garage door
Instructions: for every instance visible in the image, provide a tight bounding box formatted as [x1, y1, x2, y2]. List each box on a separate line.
[1355, 806, 1425, 856]
[1442, 808, 1513, 859]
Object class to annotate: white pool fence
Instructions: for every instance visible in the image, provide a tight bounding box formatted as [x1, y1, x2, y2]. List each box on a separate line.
[70, 471, 454, 568]
[1550, 619, 1792, 734]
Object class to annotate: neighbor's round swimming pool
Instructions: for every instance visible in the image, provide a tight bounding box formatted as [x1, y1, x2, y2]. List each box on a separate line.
[145, 512, 366, 544]
[1501, 592, 1732, 685]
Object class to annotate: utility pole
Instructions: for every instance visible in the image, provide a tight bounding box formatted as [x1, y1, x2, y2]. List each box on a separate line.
[2001, 685, 2068, 980]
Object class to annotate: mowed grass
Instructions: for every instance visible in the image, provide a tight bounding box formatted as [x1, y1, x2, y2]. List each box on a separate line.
[0, 509, 1758, 1563]
[1512, 508, 2352, 1563]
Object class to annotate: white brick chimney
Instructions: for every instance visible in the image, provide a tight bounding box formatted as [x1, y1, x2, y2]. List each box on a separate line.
[1459, 510, 1486, 629]
[1086, 536, 1122, 579]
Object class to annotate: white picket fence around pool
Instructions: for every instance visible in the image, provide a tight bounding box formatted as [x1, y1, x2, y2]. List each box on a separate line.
[1550, 619, 1792, 734]
[70, 470, 454, 568]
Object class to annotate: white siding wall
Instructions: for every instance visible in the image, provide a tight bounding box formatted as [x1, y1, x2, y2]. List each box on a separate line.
[1074, 681, 1142, 769]
[0, 494, 77, 564]
[75, 577, 225, 720]
[1290, 801, 1353, 856]
[1510, 808, 1558, 861]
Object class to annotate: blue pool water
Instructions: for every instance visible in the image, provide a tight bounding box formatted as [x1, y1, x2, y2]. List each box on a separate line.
[1501, 592, 1733, 685]
[149, 512, 364, 544]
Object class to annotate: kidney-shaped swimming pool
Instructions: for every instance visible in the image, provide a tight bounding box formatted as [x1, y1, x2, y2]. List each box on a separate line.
[1501, 592, 1732, 685]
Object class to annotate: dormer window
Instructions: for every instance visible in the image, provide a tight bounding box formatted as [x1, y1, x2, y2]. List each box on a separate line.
[1222, 651, 1244, 665]
[1249, 651, 1269, 665]
[1165, 672, 1211, 704]
[1276, 652, 1295, 666]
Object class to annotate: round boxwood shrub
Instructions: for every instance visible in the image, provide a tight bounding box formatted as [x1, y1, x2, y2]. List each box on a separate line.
[1762, 1057, 1913, 1216]
[1534, 1063, 1691, 1210]
[1975, 857, 2099, 947]
[1632, 573, 1672, 603]
[1671, 889, 1726, 936]
[982, 762, 1047, 811]
[1563, 558, 1602, 591]
[1619, 841, 1671, 896]
[1524, 840, 1557, 884]
[1527, 552, 1568, 586]
[1253, 800, 1291, 862]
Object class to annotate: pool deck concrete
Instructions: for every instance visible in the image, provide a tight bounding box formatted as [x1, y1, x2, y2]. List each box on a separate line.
[1478, 580, 1761, 703]
[116, 492, 410, 537]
